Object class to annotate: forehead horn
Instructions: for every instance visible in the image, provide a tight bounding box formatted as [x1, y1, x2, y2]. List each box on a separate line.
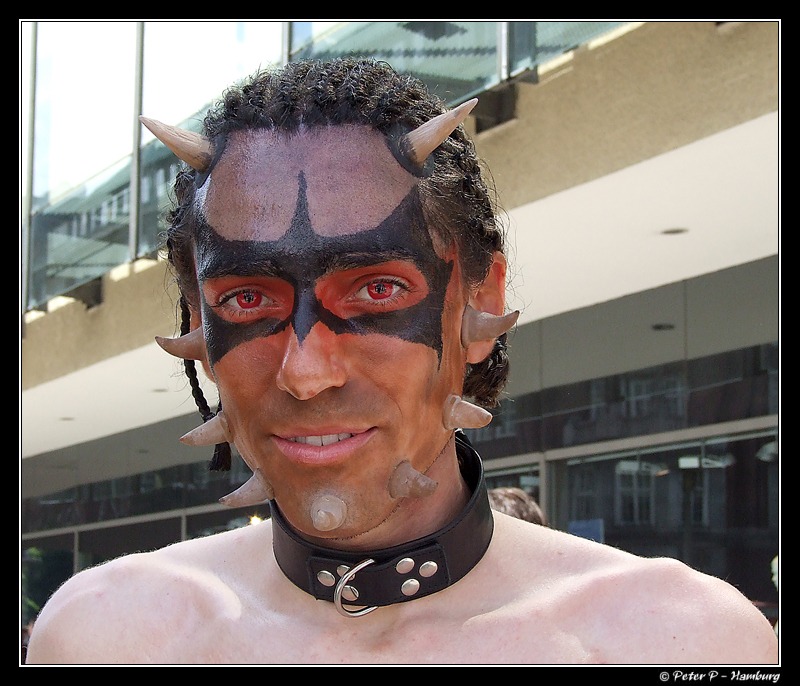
[400, 97, 478, 167]
[139, 116, 213, 172]
[140, 97, 478, 174]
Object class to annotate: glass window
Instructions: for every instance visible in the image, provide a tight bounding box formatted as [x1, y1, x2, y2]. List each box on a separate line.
[614, 459, 657, 526]
[32, 22, 137, 205]
[290, 21, 500, 104]
[485, 464, 545, 524]
[27, 21, 137, 310]
[508, 21, 628, 77]
[186, 506, 271, 541]
[78, 518, 181, 571]
[486, 465, 542, 503]
[548, 429, 778, 606]
[141, 21, 284, 135]
[138, 21, 285, 256]
[21, 22, 34, 313]
[479, 343, 777, 462]
[21, 535, 74, 628]
[20, 22, 33, 220]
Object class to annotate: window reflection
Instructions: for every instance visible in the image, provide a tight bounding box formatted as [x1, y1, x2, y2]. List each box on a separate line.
[138, 21, 284, 257]
[548, 430, 778, 606]
[470, 343, 777, 460]
[32, 22, 136, 205]
[290, 21, 499, 103]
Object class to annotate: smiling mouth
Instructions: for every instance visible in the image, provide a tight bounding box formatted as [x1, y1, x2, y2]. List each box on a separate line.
[287, 433, 354, 446]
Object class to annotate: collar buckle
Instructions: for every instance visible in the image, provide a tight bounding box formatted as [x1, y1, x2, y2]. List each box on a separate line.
[334, 558, 378, 617]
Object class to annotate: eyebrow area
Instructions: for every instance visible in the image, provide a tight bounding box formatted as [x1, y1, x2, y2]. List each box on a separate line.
[197, 232, 423, 284]
[196, 171, 444, 280]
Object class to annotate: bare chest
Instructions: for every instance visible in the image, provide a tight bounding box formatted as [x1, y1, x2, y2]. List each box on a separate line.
[173, 600, 605, 665]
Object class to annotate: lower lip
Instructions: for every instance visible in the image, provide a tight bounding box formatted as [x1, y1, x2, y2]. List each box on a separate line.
[272, 427, 377, 465]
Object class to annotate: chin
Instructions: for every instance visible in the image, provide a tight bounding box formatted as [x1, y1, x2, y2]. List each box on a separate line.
[277, 485, 403, 545]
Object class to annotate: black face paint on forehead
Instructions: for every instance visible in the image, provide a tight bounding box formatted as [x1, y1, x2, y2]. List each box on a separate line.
[195, 174, 454, 366]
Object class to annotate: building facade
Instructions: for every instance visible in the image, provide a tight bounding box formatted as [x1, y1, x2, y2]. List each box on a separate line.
[21, 21, 780, 629]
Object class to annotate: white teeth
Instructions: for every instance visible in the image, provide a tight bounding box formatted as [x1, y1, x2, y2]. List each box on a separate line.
[289, 433, 352, 446]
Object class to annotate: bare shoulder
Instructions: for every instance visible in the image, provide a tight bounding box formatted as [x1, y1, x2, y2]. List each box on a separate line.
[26, 524, 271, 665]
[487, 514, 778, 664]
[592, 552, 778, 664]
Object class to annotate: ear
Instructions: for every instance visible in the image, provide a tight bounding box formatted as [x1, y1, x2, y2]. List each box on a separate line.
[189, 305, 215, 380]
[464, 251, 508, 364]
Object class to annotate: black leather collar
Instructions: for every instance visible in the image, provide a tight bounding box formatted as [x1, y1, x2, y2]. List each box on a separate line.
[270, 432, 493, 616]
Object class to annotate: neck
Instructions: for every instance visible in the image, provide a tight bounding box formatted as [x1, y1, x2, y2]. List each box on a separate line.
[269, 432, 494, 615]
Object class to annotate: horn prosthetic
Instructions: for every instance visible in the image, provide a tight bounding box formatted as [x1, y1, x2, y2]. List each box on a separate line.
[402, 98, 478, 167]
[139, 116, 213, 172]
[155, 327, 207, 362]
[219, 469, 274, 507]
[180, 411, 232, 446]
[310, 494, 348, 532]
[388, 461, 439, 499]
[142, 99, 475, 178]
[442, 394, 493, 431]
[461, 306, 520, 347]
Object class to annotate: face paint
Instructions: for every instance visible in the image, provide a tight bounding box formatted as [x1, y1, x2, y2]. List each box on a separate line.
[192, 125, 469, 543]
[196, 174, 453, 367]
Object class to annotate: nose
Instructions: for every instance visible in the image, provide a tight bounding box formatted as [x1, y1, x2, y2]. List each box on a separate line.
[275, 324, 347, 400]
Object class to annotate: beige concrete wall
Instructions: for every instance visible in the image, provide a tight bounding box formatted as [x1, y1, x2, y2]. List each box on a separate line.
[504, 255, 778, 397]
[21, 21, 779, 392]
[22, 259, 180, 390]
[473, 21, 779, 212]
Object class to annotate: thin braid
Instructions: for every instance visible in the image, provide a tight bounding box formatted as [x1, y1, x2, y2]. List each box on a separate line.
[180, 298, 213, 421]
[179, 297, 232, 471]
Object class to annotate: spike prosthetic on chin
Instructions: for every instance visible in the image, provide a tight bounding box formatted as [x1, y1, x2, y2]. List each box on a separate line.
[310, 494, 348, 532]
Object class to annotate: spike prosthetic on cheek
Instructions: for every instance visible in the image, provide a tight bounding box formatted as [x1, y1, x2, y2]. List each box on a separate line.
[157, 328, 231, 470]
[460, 306, 520, 347]
[442, 394, 492, 431]
[180, 411, 232, 446]
[388, 461, 438, 499]
[220, 469, 275, 507]
[155, 328, 208, 363]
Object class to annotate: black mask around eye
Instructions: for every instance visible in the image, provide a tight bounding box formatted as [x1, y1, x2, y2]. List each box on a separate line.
[195, 173, 453, 366]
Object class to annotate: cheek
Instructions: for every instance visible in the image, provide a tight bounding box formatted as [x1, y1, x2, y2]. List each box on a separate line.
[436, 276, 470, 382]
[364, 332, 465, 422]
[210, 338, 281, 402]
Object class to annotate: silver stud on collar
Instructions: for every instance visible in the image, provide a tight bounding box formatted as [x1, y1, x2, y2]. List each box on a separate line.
[317, 570, 336, 587]
[420, 561, 439, 577]
[401, 578, 421, 596]
[341, 585, 359, 602]
[396, 557, 415, 574]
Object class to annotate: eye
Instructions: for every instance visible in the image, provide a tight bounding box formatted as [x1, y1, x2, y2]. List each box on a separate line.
[235, 290, 263, 309]
[354, 278, 408, 303]
[215, 287, 274, 318]
[366, 281, 396, 300]
[203, 276, 293, 323]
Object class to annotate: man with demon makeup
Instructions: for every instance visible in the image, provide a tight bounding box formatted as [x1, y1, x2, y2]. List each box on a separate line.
[27, 59, 778, 665]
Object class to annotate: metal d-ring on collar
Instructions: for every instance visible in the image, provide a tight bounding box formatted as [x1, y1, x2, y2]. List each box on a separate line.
[270, 432, 494, 618]
[333, 558, 378, 617]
